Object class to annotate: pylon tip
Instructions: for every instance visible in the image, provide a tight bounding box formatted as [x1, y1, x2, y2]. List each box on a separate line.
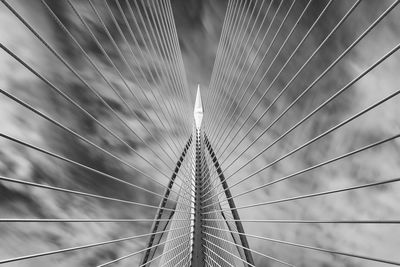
[194, 85, 203, 129]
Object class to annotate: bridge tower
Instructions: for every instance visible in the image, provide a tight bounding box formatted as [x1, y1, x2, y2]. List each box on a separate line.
[140, 86, 254, 266]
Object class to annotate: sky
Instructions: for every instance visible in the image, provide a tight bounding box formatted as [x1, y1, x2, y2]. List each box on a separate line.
[1, 0, 400, 266]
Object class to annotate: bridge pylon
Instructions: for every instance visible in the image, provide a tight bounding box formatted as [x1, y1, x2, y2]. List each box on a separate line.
[141, 86, 254, 267]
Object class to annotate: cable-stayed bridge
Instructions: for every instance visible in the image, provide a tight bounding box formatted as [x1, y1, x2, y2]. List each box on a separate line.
[1, 0, 400, 266]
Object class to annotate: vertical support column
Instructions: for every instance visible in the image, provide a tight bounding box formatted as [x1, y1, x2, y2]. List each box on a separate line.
[191, 129, 205, 267]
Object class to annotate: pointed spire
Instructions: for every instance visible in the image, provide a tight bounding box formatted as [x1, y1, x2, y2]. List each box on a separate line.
[194, 84, 203, 129]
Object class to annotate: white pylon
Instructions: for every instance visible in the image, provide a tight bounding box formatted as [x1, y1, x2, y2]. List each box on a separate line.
[194, 85, 203, 129]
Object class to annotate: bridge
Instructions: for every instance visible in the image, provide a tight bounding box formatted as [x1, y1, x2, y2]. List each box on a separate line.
[0, 0, 400, 266]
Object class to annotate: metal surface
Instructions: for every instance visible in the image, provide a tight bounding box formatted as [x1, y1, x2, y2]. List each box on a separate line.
[191, 129, 206, 267]
[140, 137, 192, 266]
[204, 135, 255, 267]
